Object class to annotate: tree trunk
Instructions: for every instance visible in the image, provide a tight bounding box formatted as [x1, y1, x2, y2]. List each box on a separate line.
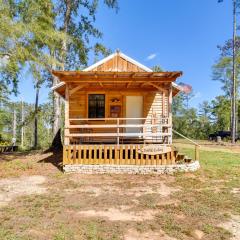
[34, 87, 39, 149]
[231, 0, 237, 143]
[62, 0, 71, 69]
[51, 53, 62, 150]
[12, 106, 16, 146]
[21, 100, 24, 148]
[51, 0, 71, 150]
[53, 75, 61, 135]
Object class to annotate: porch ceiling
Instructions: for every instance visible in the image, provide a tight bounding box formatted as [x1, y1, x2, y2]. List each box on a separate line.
[51, 70, 183, 98]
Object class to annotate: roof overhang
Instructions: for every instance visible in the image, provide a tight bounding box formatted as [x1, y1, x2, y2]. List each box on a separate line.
[52, 70, 182, 82]
[51, 72, 183, 98]
[172, 82, 183, 96]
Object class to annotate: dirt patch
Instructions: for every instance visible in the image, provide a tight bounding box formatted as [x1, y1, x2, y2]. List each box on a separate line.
[219, 215, 240, 240]
[130, 183, 180, 197]
[124, 228, 177, 240]
[0, 175, 46, 207]
[76, 205, 157, 221]
[64, 185, 119, 197]
[0, 150, 62, 178]
[68, 181, 180, 199]
[156, 198, 180, 207]
[27, 229, 49, 240]
[231, 188, 240, 195]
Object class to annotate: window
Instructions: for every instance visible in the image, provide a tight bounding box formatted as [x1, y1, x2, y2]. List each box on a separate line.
[88, 94, 105, 118]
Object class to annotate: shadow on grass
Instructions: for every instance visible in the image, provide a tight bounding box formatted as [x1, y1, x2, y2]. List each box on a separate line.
[38, 129, 63, 172]
[0, 151, 37, 162]
[38, 149, 63, 172]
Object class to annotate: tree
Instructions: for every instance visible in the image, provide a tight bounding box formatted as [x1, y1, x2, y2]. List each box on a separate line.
[198, 101, 214, 138]
[211, 96, 231, 131]
[50, 0, 119, 147]
[152, 65, 163, 72]
[1, 0, 68, 148]
[218, 0, 239, 142]
[0, 0, 65, 91]
[0, 98, 56, 149]
[213, 37, 240, 137]
[0, 101, 12, 142]
[172, 93, 186, 116]
[29, 64, 45, 149]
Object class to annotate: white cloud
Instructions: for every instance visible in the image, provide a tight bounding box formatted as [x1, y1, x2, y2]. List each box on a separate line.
[146, 53, 157, 61]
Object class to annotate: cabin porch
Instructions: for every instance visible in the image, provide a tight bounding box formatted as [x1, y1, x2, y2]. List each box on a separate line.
[62, 116, 200, 166]
[63, 144, 177, 165]
[63, 142, 200, 166]
[52, 52, 200, 171]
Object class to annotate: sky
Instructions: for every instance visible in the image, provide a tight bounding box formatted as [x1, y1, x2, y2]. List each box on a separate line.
[12, 0, 233, 108]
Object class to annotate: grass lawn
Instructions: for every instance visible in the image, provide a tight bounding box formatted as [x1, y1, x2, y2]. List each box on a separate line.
[0, 141, 239, 240]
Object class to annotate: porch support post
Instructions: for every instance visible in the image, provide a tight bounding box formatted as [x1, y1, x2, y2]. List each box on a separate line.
[64, 84, 70, 145]
[168, 84, 173, 144]
[117, 118, 120, 146]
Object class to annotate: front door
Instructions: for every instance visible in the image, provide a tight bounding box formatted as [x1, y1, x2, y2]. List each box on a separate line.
[126, 96, 143, 134]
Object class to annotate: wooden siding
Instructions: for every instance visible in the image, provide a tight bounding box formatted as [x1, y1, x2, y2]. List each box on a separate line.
[69, 91, 169, 119]
[68, 89, 170, 143]
[69, 93, 86, 118]
[91, 55, 147, 72]
[143, 92, 169, 121]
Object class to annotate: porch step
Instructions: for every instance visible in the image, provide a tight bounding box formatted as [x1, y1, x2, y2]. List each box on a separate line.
[175, 152, 192, 163]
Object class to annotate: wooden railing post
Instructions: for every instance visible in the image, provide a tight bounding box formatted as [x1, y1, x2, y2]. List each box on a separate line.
[195, 145, 200, 161]
[64, 85, 70, 145]
[168, 84, 173, 144]
[63, 145, 67, 164]
[117, 118, 120, 146]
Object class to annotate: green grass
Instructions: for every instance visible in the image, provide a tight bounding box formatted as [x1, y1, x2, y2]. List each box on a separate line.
[158, 145, 240, 239]
[0, 145, 240, 239]
[0, 227, 27, 240]
[176, 145, 240, 176]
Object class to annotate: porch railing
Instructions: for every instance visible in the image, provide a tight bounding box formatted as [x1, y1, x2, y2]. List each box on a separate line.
[65, 117, 172, 145]
[173, 129, 200, 161]
[63, 144, 176, 165]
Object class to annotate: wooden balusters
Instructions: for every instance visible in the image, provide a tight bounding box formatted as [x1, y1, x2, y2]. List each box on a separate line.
[62, 144, 184, 166]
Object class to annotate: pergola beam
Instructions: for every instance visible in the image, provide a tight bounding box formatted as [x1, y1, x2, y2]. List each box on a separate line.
[62, 78, 176, 83]
[127, 81, 133, 88]
[144, 82, 167, 92]
[69, 84, 88, 96]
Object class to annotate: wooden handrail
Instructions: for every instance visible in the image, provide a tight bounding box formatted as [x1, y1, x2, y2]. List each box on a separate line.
[173, 129, 200, 161]
[173, 129, 200, 146]
[65, 117, 172, 145]
[69, 117, 169, 121]
[66, 132, 171, 137]
[66, 124, 171, 129]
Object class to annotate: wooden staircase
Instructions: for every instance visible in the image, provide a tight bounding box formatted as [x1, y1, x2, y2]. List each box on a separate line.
[175, 152, 192, 163]
[172, 147, 193, 164]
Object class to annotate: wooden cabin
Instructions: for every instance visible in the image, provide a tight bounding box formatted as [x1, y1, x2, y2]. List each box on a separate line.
[52, 51, 198, 169]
